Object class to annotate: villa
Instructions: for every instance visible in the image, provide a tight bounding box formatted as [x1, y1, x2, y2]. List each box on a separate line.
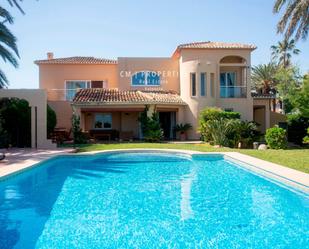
[35, 41, 285, 141]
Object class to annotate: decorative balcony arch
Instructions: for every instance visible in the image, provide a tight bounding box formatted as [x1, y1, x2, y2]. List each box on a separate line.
[220, 56, 247, 64]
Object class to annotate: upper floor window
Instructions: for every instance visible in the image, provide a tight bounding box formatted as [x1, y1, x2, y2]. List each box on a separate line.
[65, 80, 107, 100]
[220, 72, 237, 98]
[66, 80, 90, 101]
[132, 71, 160, 86]
[200, 73, 206, 96]
[190, 73, 196, 97]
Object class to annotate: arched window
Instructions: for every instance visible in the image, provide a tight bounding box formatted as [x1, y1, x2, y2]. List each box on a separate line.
[132, 71, 160, 86]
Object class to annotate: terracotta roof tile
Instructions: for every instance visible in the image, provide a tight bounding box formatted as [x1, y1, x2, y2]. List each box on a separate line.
[73, 88, 186, 105]
[177, 41, 257, 50]
[34, 56, 117, 65]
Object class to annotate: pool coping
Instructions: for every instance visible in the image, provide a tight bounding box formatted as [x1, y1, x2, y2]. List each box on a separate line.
[0, 148, 308, 194]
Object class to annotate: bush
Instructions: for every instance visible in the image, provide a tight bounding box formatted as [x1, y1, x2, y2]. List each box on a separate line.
[199, 107, 240, 142]
[265, 126, 287, 149]
[204, 118, 237, 146]
[287, 114, 309, 145]
[227, 120, 260, 148]
[0, 98, 31, 147]
[47, 105, 57, 138]
[303, 128, 309, 144]
[138, 106, 163, 142]
[72, 114, 87, 144]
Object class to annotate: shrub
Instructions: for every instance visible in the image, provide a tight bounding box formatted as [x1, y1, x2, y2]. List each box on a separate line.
[265, 126, 287, 149]
[47, 105, 57, 138]
[72, 114, 87, 144]
[287, 114, 309, 145]
[205, 118, 239, 147]
[303, 128, 309, 144]
[138, 106, 163, 142]
[174, 123, 192, 134]
[199, 107, 240, 142]
[227, 120, 260, 148]
[0, 98, 31, 147]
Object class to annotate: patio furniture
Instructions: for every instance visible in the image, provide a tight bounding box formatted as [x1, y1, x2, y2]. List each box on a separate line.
[51, 127, 71, 144]
[0, 153, 5, 161]
[89, 129, 119, 141]
[119, 131, 134, 141]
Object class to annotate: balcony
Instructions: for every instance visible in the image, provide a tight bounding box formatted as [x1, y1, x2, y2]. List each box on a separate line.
[46, 89, 85, 101]
[220, 86, 247, 98]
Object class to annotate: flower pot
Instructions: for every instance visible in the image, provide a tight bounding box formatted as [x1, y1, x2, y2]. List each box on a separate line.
[180, 132, 186, 141]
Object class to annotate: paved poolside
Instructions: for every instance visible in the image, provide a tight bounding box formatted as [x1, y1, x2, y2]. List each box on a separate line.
[0, 148, 75, 178]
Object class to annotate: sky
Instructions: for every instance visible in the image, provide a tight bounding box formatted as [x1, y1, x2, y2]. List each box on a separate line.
[2, 0, 309, 89]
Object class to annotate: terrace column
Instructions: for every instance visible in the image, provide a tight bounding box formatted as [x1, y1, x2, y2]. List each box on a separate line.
[31, 105, 37, 148]
[147, 105, 155, 117]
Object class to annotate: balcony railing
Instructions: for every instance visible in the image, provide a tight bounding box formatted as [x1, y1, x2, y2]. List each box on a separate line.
[46, 89, 81, 101]
[220, 86, 247, 98]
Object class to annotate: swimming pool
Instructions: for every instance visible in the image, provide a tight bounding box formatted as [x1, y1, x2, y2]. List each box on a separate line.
[0, 151, 308, 248]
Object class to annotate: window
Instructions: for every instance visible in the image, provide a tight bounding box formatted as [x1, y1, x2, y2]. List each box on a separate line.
[91, 81, 108, 88]
[220, 72, 236, 98]
[190, 73, 196, 97]
[66, 80, 90, 101]
[94, 113, 112, 129]
[210, 73, 215, 97]
[132, 71, 160, 86]
[200, 73, 206, 96]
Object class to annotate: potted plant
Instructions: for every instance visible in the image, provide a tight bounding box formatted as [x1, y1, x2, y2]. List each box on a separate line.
[174, 123, 192, 141]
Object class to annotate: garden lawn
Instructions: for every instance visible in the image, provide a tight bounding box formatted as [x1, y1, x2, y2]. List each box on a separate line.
[75, 143, 309, 173]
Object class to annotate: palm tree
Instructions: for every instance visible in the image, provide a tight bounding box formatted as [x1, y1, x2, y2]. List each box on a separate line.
[251, 63, 279, 94]
[0, 4, 20, 88]
[273, 0, 309, 41]
[271, 39, 300, 68]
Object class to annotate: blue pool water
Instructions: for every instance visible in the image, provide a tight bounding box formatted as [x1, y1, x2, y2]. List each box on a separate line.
[0, 152, 308, 249]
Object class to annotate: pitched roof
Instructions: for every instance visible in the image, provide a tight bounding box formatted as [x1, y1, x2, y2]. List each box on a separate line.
[72, 88, 186, 105]
[173, 41, 256, 57]
[34, 56, 117, 65]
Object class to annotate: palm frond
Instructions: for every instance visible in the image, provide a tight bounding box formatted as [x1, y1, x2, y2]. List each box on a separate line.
[0, 6, 14, 24]
[0, 23, 19, 56]
[274, 0, 309, 41]
[6, 0, 25, 14]
[0, 68, 8, 88]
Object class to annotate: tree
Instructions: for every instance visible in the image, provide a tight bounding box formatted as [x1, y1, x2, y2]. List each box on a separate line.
[274, 66, 301, 113]
[251, 63, 279, 93]
[0, 3, 21, 88]
[273, 0, 309, 41]
[271, 39, 300, 68]
[291, 74, 309, 117]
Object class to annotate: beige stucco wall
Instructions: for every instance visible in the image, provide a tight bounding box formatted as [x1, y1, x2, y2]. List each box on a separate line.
[253, 99, 271, 133]
[48, 101, 73, 130]
[117, 57, 179, 92]
[270, 112, 287, 128]
[178, 49, 253, 139]
[0, 89, 55, 148]
[39, 64, 118, 99]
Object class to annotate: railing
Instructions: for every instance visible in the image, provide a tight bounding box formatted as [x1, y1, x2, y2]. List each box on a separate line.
[220, 86, 247, 98]
[46, 89, 80, 101]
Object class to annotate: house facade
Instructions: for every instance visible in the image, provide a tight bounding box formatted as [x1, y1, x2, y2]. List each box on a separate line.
[35, 41, 280, 140]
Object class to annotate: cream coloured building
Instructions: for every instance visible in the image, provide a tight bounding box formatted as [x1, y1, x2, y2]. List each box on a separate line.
[35, 41, 281, 140]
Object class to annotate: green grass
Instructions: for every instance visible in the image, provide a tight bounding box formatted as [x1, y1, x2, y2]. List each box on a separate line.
[75, 143, 309, 173]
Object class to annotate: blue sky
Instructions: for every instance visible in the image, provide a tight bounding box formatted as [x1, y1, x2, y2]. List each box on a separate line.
[2, 0, 309, 89]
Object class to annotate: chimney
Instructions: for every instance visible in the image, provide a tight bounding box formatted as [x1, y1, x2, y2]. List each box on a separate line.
[47, 52, 54, 60]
